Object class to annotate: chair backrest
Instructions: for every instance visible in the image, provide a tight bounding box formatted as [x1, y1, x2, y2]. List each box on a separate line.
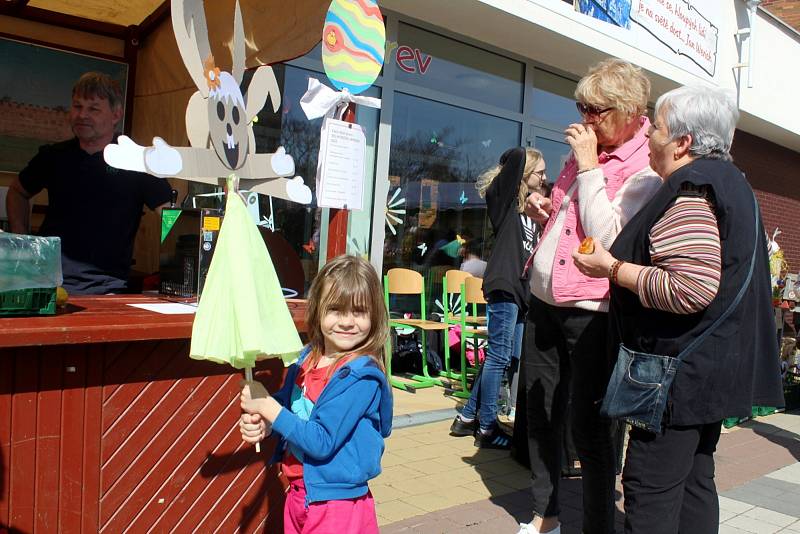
[386, 268, 423, 294]
[465, 277, 487, 305]
[385, 268, 428, 321]
[445, 270, 472, 294]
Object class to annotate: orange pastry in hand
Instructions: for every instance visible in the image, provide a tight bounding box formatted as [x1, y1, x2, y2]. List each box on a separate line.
[578, 237, 595, 254]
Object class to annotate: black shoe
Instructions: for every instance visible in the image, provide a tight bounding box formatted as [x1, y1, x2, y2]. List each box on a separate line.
[450, 416, 477, 436]
[474, 427, 512, 449]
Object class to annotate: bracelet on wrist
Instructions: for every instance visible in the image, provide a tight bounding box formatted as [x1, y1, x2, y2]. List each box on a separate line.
[608, 260, 624, 285]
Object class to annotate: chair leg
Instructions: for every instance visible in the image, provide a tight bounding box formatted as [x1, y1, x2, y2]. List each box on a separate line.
[443, 326, 453, 375]
[440, 327, 470, 396]
[385, 334, 417, 393]
[440, 327, 463, 382]
[408, 329, 443, 387]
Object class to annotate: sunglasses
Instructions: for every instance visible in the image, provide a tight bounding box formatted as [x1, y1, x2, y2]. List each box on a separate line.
[576, 102, 615, 116]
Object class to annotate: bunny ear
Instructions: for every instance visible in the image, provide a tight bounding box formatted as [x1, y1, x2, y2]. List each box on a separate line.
[231, 0, 246, 85]
[172, 0, 213, 98]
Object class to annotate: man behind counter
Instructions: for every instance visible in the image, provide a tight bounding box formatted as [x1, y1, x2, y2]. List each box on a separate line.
[6, 72, 172, 295]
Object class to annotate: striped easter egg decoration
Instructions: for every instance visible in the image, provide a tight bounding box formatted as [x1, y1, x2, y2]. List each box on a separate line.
[322, 0, 385, 94]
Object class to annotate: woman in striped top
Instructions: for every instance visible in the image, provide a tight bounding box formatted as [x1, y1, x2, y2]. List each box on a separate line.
[572, 85, 784, 534]
[631, 184, 721, 314]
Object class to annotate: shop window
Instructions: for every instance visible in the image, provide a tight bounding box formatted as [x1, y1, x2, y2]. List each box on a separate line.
[533, 135, 572, 185]
[532, 68, 580, 130]
[395, 23, 524, 113]
[386, 92, 521, 309]
[187, 63, 379, 295]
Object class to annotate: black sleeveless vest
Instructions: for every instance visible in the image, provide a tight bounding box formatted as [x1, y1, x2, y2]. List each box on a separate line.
[609, 158, 784, 425]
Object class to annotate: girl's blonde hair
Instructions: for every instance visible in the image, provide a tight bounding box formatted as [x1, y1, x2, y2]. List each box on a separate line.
[305, 254, 389, 374]
[476, 148, 544, 213]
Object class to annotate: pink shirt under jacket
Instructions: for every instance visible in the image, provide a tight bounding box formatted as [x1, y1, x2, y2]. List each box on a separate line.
[537, 116, 653, 303]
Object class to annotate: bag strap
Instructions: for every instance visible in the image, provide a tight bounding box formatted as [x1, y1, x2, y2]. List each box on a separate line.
[676, 191, 760, 361]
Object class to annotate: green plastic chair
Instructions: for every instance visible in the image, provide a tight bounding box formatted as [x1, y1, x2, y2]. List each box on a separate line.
[384, 268, 446, 392]
[445, 274, 488, 397]
[440, 270, 479, 397]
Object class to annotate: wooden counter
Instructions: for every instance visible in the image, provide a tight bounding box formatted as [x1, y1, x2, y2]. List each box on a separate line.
[0, 295, 307, 533]
[0, 294, 308, 347]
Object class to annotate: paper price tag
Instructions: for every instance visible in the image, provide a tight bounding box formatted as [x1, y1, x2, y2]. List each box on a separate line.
[316, 117, 366, 211]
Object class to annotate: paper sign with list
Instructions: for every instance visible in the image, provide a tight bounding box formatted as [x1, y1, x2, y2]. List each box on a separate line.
[317, 117, 366, 210]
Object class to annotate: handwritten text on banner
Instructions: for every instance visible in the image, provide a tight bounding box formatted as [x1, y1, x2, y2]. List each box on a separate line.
[631, 0, 718, 75]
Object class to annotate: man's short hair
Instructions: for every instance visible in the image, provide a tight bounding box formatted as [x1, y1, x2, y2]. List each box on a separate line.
[72, 72, 123, 110]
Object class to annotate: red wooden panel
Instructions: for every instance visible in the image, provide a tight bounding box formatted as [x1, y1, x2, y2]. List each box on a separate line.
[34, 352, 63, 532]
[9, 347, 39, 532]
[59, 345, 87, 532]
[212, 460, 284, 534]
[81, 344, 104, 534]
[96, 343, 128, 402]
[101, 341, 191, 464]
[137, 374, 257, 533]
[0, 332, 294, 532]
[0, 350, 12, 528]
[101, 373, 238, 531]
[185, 429, 263, 532]
[100, 360, 201, 496]
[100, 341, 164, 418]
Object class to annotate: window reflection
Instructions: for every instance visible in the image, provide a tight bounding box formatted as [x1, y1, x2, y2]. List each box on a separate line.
[387, 92, 521, 309]
[395, 23, 524, 112]
[532, 69, 580, 129]
[534, 136, 572, 185]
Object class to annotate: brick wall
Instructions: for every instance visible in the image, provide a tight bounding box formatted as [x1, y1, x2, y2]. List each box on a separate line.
[732, 129, 800, 271]
[762, 0, 800, 32]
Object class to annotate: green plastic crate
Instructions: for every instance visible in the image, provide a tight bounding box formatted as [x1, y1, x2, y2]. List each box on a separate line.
[0, 287, 56, 316]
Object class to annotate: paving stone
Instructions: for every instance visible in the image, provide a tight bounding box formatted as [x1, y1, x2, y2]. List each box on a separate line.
[721, 507, 742, 522]
[378, 411, 799, 533]
[753, 477, 800, 493]
[719, 524, 756, 534]
[742, 506, 798, 528]
[720, 495, 757, 513]
[767, 462, 800, 484]
[724, 513, 785, 533]
[779, 519, 800, 532]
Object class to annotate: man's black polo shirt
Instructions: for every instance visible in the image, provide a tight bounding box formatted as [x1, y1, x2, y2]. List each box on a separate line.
[18, 137, 172, 294]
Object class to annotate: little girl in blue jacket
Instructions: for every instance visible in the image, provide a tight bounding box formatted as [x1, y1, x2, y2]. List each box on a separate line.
[240, 254, 392, 533]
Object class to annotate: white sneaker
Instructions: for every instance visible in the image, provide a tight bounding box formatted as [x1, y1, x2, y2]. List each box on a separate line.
[516, 523, 561, 534]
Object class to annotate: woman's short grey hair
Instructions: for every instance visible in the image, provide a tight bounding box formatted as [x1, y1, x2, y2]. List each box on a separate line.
[654, 85, 739, 161]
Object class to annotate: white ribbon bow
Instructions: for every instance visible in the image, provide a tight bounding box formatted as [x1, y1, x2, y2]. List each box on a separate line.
[299, 77, 381, 120]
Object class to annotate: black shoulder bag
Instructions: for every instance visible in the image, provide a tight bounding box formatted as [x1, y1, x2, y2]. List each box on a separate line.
[599, 193, 759, 433]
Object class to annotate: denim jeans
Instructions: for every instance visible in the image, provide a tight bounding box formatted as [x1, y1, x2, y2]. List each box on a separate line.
[521, 295, 616, 534]
[461, 292, 524, 431]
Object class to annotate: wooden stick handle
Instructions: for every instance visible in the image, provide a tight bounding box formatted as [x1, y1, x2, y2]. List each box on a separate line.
[244, 367, 261, 453]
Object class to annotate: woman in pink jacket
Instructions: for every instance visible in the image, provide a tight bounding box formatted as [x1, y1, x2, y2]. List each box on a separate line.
[516, 59, 662, 534]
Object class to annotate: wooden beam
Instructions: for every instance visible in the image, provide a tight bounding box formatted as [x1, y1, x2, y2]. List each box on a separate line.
[0, 4, 128, 39]
[139, 0, 170, 42]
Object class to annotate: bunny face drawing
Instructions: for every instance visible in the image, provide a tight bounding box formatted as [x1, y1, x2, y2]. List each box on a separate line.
[102, 0, 312, 205]
[207, 69, 249, 170]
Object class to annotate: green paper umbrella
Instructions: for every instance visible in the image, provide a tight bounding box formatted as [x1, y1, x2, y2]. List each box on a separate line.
[190, 178, 303, 369]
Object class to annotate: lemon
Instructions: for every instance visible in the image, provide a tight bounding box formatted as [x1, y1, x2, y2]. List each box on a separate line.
[56, 286, 68, 307]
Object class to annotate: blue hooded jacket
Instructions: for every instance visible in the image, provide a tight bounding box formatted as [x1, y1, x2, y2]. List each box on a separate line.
[269, 347, 393, 504]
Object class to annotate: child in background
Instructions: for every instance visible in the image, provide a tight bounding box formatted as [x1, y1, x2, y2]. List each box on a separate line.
[240, 254, 392, 534]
